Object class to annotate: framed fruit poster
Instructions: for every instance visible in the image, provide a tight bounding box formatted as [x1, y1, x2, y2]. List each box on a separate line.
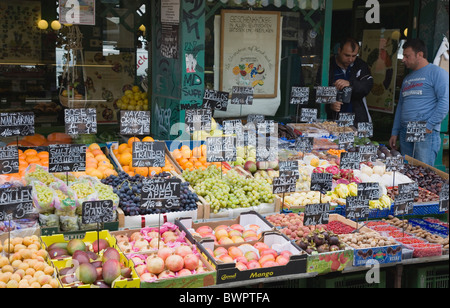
[220, 10, 281, 99]
[360, 29, 400, 114]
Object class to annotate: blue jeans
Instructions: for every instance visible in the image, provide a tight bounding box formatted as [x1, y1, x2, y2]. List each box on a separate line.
[399, 128, 441, 166]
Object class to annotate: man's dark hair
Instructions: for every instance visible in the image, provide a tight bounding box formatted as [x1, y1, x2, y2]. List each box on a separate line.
[403, 38, 428, 58]
[339, 37, 360, 52]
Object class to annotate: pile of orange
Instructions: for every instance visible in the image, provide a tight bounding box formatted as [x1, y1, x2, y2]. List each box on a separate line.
[112, 136, 177, 177]
[83, 143, 118, 179]
[0, 148, 49, 182]
[171, 144, 222, 171]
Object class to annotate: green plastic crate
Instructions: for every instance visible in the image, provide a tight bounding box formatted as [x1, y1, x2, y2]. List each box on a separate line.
[404, 264, 449, 288]
[310, 271, 387, 288]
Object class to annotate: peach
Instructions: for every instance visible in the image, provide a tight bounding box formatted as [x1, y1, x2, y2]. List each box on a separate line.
[0, 256, 9, 267]
[49, 278, 60, 288]
[2, 264, 14, 273]
[30, 281, 41, 288]
[23, 236, 34, 246]
[11, 259, 22, 268]
[37, 274, 52, 286]
[14, 269, 25, 279]
[11, 237, 23, 246]
[6, 280, 19, 288]
[18, 280, 30, 288]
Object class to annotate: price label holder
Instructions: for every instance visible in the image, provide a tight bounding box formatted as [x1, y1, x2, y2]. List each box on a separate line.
[338, 132, 355, 150]
[406, 121, 427, 158]
[273, 174, 297, 211]
[398, 182, 419, 199]
[48, 144, 87, 184]
[304, 203, 330, 226]
[290, 86, 310, 105]
[357, 122, 373, 138]
[336, 86, 352, 104]
[279, 160, 299, 178]
[314, 86, 337, 104]
[202, 89, 229, 112]
[119, 110, 151, 136]
[247, 114, 265, 125]
[0, 112, 35, 138]
[0, 146, 19, 175]
[299, 108, 318, 123]
[184, 108, 212, 134]
[81, 200, 114, 253]
[337, 113, 355, 127]
[0, 186, 34, 257]
[294, 136, 314, 153]
[231, 86, 253, 117]
[206, 136, 237, 178]
[340, 152, 361, 170]
[439, 182, 449, 228]
[140, 177, 181, 212]
[386, 156, 404, 199]
[357, 182, 380, 200]
[393, 192, 414, 236]
[358, 144, 377, 163]
[345, 196, 369, 229]
[255, 135, 278, 162]
[65, 108, 97, 135]
[132, 141, 166, 168]
[310, 172, 332, 204]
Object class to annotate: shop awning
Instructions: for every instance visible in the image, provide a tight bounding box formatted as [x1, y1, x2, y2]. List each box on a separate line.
[206, 0, 325, 10]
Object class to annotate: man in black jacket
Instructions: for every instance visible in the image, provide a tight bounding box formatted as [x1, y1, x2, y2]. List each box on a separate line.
[326, 38, 374, 126]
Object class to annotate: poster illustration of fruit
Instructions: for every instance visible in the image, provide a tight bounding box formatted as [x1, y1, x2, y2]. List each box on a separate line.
[220, 10, 280, 98]
[361, 29, 400, 114]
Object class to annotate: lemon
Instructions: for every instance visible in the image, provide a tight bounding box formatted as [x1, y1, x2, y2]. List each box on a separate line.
[132, 85, 140, 93]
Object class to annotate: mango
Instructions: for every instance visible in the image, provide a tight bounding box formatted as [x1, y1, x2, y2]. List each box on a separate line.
[102, 247, 120, 263]
[92, 239, 110, 253]
[67, 239, 86, 255]
[47, 242, 68, 251]
[77, 263, 97, 284]
[48, 248, 69, 259]
[102, 259, 121, 285]
[72, 250, 90, 265]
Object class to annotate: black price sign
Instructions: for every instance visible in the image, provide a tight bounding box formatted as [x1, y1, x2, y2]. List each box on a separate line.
[185, 108, 212, 133]
[439, 182, 449, 212]
[247, 114, 265, 124]
[140, 178, 181, 210]
[398, 182, 419, 198]
[206, 136, 237, 162]
[340, 152, 361, 170]
[294, 136, 314, 153]
[304, 203, 330, 226]
[393, 192, 414, 216]
[48, 144, 87, 173]
[338, 113, 355, 127]
[385, 156, 403, 172]
[0, 112, 35, 137]
[310, 172, 333, 192]
[345, 196, 369, 220]
[223, 120, 243, 136]
[273, 175, 297, 194]
[0, 186, 34, 221]
[256, 120, 276, 135]
[338, 132, 355, 150]
[406, 121, 427, 143]
[336, 86, 352, 104]
[359, 144, 377, 163]
[0, 146, 19, 175]
[358, 182, 380, 200]
[357, 122, 373, 138]
[290, 87, 310, 105]
[299, 108, 318, 123]
[279, 160, 299, 178]
[132, 141, 166, 167]
[314, 86, 337, 104]
[81, 200, 114, 224]
[231, 86, 253, 105]
[256, 136, 278, 162]
[119, 110, 151, 136]
[65, 108, 97, 135]
[202, 89, 229, 111]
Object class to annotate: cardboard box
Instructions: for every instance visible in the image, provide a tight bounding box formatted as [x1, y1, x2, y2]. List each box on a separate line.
[110, 227, 216, 288]
[351, 244, 402, 266]
[197, 231, 307, 285]
[175, 210, 275, 247]
[40, 230, 140, 288]
[405, 155, 449, 180]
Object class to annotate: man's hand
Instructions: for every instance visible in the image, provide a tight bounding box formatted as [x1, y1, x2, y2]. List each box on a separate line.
[334, 79, 351, 90]
[389, 135, 398, 150]
[426, 128, 432, 134]
[331, 101, 343, 112]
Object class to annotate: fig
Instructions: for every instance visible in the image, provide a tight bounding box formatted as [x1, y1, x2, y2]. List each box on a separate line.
[102, 259, 122, 285]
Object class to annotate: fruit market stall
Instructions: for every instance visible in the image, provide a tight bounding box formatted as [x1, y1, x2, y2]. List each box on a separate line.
[0, 112, 448, 288]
